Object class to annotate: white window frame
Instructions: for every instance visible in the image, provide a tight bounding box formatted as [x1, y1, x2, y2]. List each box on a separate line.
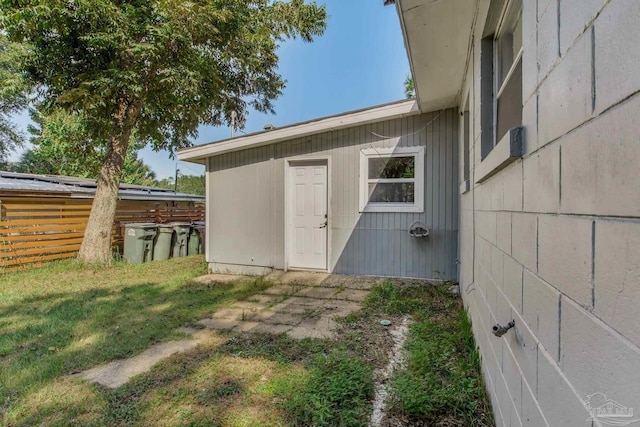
[493, 0, 523, 146]
[359, 146, 424, 213]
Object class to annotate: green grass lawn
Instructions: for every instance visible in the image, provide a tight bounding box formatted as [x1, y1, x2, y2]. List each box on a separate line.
[0, 258, 493, 427]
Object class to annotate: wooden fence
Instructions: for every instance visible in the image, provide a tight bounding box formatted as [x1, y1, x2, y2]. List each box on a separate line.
[0, 197, 205, 272]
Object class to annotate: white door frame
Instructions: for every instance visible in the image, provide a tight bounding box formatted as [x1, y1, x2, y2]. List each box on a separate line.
[284, 155, 331, 273]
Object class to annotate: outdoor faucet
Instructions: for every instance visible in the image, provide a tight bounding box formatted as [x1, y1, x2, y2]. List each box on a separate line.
[492, 320, 515, 337]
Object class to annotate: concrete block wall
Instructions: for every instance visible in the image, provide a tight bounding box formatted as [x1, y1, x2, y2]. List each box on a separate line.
[458, 1, 640, 426]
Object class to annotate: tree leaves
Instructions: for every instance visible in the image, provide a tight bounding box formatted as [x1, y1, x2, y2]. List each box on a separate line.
[21, 108, 156, 185]
[1, 0, 328, 153]
[0, 33, 31, 164]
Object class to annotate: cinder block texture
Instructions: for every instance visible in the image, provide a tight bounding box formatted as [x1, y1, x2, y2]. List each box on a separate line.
[502, 346, 523, 422]
[503, 254, 524, 313]
[560, 94, 640, 217]
[502, 161, 523, 212]
[559, 0, 607, 54]
[537, 215, 593, 308]
[537, 347, 593, 425]
[497, 212, 512, 255]
[511, 213, 537, 273]
[477, 210, 497, 245]
[523, 145, 560, 213]
[507, 309, 538, 397]
[538, 30, 592, 147]
[560, 298, 640, 421]
[521, 383, 548, 427]
[521, 96, 538, 155]
[594, 0, 640, 113]
[462, 2, 640, 427]
[522, 0, 537, 101]
[522, 269, 560, 358]
[594, 219, 640, 347]
[537, 0, 559, 80]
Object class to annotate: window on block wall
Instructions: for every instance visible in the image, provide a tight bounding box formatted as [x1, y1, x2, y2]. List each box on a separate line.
[359, 146, 424, 213]
[481, 0, 523, 159]
[461, 93, 471, 192]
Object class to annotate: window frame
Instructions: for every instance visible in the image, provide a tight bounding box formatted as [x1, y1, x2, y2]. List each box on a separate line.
[460, 93, 471, 194]
[492, 0, 523, 146]
[359, 146, 425, 213]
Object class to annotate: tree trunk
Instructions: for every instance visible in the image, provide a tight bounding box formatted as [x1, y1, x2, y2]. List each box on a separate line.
[77, 100, 142, 264]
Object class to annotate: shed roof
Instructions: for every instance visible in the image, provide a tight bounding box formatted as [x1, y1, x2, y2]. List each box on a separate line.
[178, 99, 420, 163]
[0, 171, 205, 202]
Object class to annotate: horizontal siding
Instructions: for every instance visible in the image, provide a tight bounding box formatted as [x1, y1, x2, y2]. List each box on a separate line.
[208, 109, 459, 280]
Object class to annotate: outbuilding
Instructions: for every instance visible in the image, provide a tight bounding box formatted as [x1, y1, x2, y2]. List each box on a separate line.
[178, 100, 459, 280]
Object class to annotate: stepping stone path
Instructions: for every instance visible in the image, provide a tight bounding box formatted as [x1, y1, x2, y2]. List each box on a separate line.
[76, 271, 378, 388]
[196, 270, 373, 339]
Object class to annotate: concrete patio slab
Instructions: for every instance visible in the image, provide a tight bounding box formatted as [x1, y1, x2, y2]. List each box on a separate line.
[268, 302, 312, 314]
[242, 293, 283, 305]
[193, 273, 375, 340]
[295, 286, 340, 299]
[210, 308, 248, 321]
[320, 275, 385, 290]
[334, 289, 370, 302]
[264, 270, 329, 285]
[233, 321, 260, 332]
[298, 315, 339, 331]
[262, 312, 304, 326]
[261, 284, 301, 296]
[198, 318, 239, 330]
[230, 300, 270, 311]
[77, 335, 206, 388]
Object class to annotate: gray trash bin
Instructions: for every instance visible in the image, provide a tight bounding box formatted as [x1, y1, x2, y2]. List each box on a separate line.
[171, 222, 191, 258]
[153, 224, 174, 261]
[123, 223, 157, 263]
[188, 221, 206, 255]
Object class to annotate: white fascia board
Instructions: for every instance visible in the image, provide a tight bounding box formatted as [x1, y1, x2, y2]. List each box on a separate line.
[395, 0, 423, 109]
[178, 99, 420, 162]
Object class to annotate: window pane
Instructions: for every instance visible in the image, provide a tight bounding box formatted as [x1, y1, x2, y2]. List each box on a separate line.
[496, 0, 522, 89]
[368, 156, 415, 179]
[496, 57, 522, 142]
[368, 182, 415, 203]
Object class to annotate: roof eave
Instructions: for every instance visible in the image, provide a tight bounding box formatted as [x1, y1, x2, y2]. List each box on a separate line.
[178, 99, 420, 162]
[396, 0, 477, 113]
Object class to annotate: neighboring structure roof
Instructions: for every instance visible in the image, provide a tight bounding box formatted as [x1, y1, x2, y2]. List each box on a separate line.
[0, 171, 205, 202]
[394, 0, 477, 112]
[178, 99, 420, 163]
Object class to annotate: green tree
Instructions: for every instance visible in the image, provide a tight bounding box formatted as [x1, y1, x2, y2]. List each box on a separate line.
[1, 0, 326, 263]
[28, 108, 104, 177]
[122, 151, 157, 186]
[27, 108, 157, 185]
[404, 75, 415, 99]
[6, 149, 56, 174]
[0, 34, 30, 166]
[157, 174, 205, 196]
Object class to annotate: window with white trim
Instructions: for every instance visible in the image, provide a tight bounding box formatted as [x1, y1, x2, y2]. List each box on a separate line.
[494, 0, 523, 144]
[480, 0, 523, 159]
[359, 146, 424, 213]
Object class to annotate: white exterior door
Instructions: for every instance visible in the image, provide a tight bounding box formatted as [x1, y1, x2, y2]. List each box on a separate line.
[288, 161, 328, 270]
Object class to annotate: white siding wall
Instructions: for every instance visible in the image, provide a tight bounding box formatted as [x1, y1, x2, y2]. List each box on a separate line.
[459, 1, 640, 426]
[206, 110, 459, 280]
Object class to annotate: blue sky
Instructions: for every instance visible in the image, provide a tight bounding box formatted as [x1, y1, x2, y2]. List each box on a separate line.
[10, 0, 410, 179]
